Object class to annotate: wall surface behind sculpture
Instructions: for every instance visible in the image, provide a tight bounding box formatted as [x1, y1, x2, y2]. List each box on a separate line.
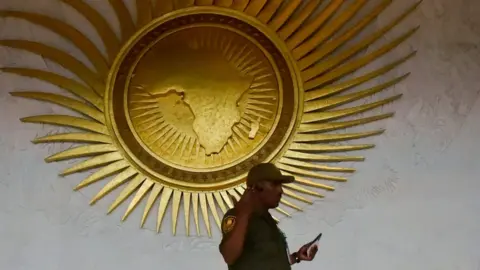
[0, 0, 479, 270]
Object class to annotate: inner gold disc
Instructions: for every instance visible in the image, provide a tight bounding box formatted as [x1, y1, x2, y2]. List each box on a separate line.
[107, 8, 301, 189]
[128, 26, 280, 170]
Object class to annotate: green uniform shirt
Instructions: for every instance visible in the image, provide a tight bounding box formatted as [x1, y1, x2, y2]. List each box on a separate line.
[220, 208, 292, 270]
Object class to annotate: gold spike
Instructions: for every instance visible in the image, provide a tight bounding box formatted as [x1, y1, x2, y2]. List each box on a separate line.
[33, 133, 111, 144]
[154, 0, 174, 17]
[268, 0, 301, 31]
[289, 143, 373, 152]
[199, 193, 212, 237]
[74, 160, 129, 190]
[45, 144, 117, 163]
[214, 192, 227, 214]
[196, 0, 214, 5]
[282, 188, 313, 204]
[90, 168, 137, 205]
[108, 175, 145, 214]
[122, 179, 154, 221]
[61, 0, 119, 63]
[141, 184, 163, 227]
[299, 113, 394, 133]
[109, 0, 135, 41]
[298, 0, 393, 70]
[2, 68, 103, 109]
[305, 52, 416, 100]
[280, 198, 302, 211]
[171, 190, 182, 235]
[156, 187, 173, 233]
[176, 0, 195, 8]
[289, 174, 336, 191]
[192, 192, 201, 236]
[227, 189, 241, 203]
[215, 0, 233, 7]
[294, 130, 384, 143]
[278, 0, 321, 40]
[183, 192, 191, 236]
[302, 94, 402, 123]
[284, 183, 325, 197]
[244, 0, 267, 17]
[275, 207, 291, 217]
[287, 0, 344, 50]
[11, 92, 104, 123]
[21, 115, 108, 135]
[231, 0, 249, 11]
[136, 0, 153, 28]
[0, 11, 108, 76]
[305, 73, 406, 111]
[61, 152, 123, 176]
[293, 0, 367, 60]
[304, 29, 418, 89]
[220, 191, 234, 209]
[257, 0, 282, 23]
[206, 193, 222, 229]
[284, 150, 364, 162]
[271, 215, 279, 223]
[280, 163, 346, 182]
[278, 157, 355, 173]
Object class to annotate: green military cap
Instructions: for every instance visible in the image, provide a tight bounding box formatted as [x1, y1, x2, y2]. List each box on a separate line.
[246, 163, 294, 186]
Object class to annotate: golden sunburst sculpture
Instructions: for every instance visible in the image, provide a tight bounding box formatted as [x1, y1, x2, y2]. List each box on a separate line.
[1, 0, 420, 236]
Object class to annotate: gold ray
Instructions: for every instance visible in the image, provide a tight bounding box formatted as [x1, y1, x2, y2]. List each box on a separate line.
[183, 192, 191, 236]
[11, 91, 104, 123]
[284, 150, 364, 162]
[280, 198, 302, 211]
[156, 187, 173, 233]
[287, 0, 344, 50]
[305, 52, 416, 100]
[141, 184, 163, 227]
[302, 94, 402, 123]
[136, 0, 153, 27]
[199, 193, 212, 236]
[2, 68, 103, 109]
[227, 188, 241, 202]
[213, 192, 227, 214]
[288, 143, 374, 153]
[192, 192, 201, 236]
[74, 160, 129, 190]
[298, 113, 394, 134]
[289, 174, 336, 191]
[275, 207, 291, 217]
[215, 0, 233, 7]
[278, 0, 321, 40]
[154, 0, 174, 17]
[122, 179, 154, 220]
[305, 74, 408, 113]
[278, 157, 354, 173]
[284, 183, 325, 197]
[304, 28, 418, 89]
[282, 188, 313, 204]
[268, 0, 301, 32]
[257, 0, 282, 23]
[21, 115, 108, 135]
[176, 0, 195, 9]
[61, 0, 119, 62]
[90, 167, 137, 205]
[279, 163, 347, 182]
[207, 193, 222, 229]
[61, 152, 123, 176]
[108, 0, 135, 41]
[231, 0, 249, 11]
[0, 11, 108, 76]
[244, 0, 267, 17]
[45, 144, 117, 162]
[171, 190, 182, 235]
[196, 0, 214, 5]
[108, 175, 145, 214]
[220, 191, 234, 209]
[298, 0, 394, 70]
[294, 130, 385, 143]
[33, 133, 112, 144]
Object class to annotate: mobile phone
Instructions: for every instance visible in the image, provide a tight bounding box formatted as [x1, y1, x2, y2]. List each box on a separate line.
[306, 233, 322, 257]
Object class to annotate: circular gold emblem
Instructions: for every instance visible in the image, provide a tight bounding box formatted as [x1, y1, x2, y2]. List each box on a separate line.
[5, 0, 418, 236]
[106, 8, 302, 190]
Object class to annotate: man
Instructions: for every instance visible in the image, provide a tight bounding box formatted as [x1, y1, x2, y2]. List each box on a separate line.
[219, 163, 318, 269]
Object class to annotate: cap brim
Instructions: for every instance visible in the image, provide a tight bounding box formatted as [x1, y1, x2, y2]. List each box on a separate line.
[277, 175, 295, 184]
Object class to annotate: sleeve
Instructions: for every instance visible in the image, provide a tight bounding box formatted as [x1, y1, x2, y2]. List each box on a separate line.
[221, 209, 237, 236]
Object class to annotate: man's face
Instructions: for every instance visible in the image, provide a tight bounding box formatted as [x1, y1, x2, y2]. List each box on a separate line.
[258, 181, 283, 209]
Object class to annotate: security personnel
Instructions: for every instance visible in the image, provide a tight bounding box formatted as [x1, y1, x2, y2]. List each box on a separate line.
[219, 163, 318, 269]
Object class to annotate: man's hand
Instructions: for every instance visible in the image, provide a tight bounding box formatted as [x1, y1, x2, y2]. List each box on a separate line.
[296, 243, 318, 262]
[235, 187, 259, 217]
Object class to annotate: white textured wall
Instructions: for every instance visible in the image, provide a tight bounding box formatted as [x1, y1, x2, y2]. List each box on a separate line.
[1, 1, 480, 270]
